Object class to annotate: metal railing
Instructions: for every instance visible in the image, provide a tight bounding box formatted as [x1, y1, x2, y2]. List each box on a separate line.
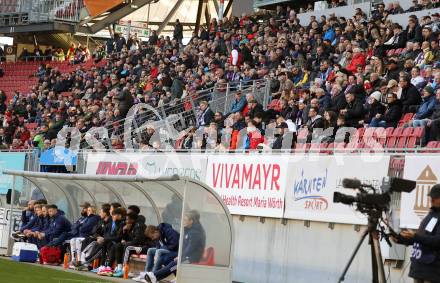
[0, 0, 83, 24]
[79, 78, 271, 150]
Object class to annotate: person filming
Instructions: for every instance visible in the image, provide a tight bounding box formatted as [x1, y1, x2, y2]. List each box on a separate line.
[393, 184, 440, 283]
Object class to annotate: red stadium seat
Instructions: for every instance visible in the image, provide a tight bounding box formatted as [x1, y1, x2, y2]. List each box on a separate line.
[396, 127, 413, 148]
[407, 127, 425, 148]
[194, 247, 215, 266]
[386, 127, 404, 148]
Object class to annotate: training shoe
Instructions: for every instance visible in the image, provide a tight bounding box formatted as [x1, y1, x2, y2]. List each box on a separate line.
[132, 272, 147, 282]
[97, 266, 113, 276]
[144, 272, 157, 283]
[92, 265, 106, 273]
[113, 269, 123, 278]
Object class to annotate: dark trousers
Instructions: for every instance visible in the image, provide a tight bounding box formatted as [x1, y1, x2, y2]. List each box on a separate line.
[428, 119, 440, 142]
[104, 241, 118, 266]
[155, 260, 177, 281]
[111, 243, 129, 265]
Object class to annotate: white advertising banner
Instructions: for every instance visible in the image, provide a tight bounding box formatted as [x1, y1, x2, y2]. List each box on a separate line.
[86, 152, 207, 181]
[284, 155, 391, 225]
[400, 155, 440, 229]
[205, 155, 288, 218]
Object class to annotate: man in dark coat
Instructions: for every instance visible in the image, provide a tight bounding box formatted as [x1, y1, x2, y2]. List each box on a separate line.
[142, 223, 180, 274]
[369, 93, 403, 127]
[197, 101, 214, 127]
[143, 210, 206, 283]
[393, 184, 440, 283]
[116, 88, 134, 117]
[341, 92, 364, 128]
[174, 19, 184, 44]
[39, 204, 72, 247]
[400, 75, 422, 113]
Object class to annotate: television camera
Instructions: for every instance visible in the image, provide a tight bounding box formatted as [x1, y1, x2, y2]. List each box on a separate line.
[333, 177, 416, 283]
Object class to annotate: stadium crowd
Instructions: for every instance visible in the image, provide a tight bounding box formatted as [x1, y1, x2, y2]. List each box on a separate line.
[1, 3, 440, 151]
[16, 200, 206, 282]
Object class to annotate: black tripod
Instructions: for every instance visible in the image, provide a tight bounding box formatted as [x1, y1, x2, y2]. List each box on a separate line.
[338, 213, 386, 283]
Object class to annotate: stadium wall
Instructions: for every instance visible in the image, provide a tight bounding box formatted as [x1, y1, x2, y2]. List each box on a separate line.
[2, 151, 438, 282]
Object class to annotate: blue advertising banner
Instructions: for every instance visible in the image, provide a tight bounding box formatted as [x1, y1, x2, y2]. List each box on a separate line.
[39, 148, 78, 166]
[0, 153, 26, 194]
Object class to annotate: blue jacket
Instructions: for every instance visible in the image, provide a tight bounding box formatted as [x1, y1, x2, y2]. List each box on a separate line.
[20, 212, 37, 232]
[44, 212, 71, 242]
[323, 28, 336, 42]
[21, 210, 33, 229]
[319, 94, 332, 110]
[182, 222, 206, 263]
[230, 96, 247, 114]
[31, 216, 49, 232]
[158, 223, 180, 252]
[69, 214, 100, 238]
[415, 95, 439, 119]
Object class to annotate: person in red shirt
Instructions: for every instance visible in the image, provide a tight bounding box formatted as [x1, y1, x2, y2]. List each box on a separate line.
[346, 47, 366, 74]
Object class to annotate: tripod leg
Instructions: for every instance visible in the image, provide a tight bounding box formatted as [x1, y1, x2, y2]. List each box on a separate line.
[338, 228, 369, 283]
[371, 232, 386, 283]
[369, 233, 379, 283]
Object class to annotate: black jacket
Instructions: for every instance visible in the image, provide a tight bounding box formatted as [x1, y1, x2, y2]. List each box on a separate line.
[382, 100, 403, 127]
[122, 222, 147, 247]
[344, 99, 364, 127]
[398, 207, 440, 282]
[103, 219, 124, 243]
[330, 91, 347, 113]
[401, 84, 422, 113]
[365, 101, 386, 123]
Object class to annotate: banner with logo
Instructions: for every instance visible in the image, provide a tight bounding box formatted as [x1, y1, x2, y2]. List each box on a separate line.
[39, 148, 78, 166]
[86, 153, 207, 181]
[283, 155, 391, 225]
[0, 153, 26, 194]
[400, 155, 440, 229]
[205, 155, 288, 218]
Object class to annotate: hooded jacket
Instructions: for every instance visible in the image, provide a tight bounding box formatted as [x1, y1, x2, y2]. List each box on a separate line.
[69, 214, 101, 238]
[44, 211, 72, 243]
[382, 99, 403, 127]
[157, 223, 180, 252]
[415, 95, 439, 120]
[182, 222, 206, 263]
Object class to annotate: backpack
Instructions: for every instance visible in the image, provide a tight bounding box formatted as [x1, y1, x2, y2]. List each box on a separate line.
[40, 246, 62, 265]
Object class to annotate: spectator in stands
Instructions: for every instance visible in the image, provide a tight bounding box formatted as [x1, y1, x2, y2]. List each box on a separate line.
[230, 91, 247, 114]
[406, 86, 440, 128]
[407, 0, 423, 12]
[197, 100, 214, 127]
[406, 16, 423, 43]
[341, 92, 364, 127]
[415, 41, 434, 67]
[424, 88, 440, 143]
[370, 93, 402, 127]
[143, 210, 206, 283]
[363, 91, 386, 126]
[272, 122, 290, 149]
[174, 19, 184, 45]
[399, 75, 422, 113]
[68, 203, 100, 268]
[305, 107, 324, 143]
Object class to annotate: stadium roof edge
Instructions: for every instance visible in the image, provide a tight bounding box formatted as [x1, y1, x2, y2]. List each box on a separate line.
[2, 169, 180, 182]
